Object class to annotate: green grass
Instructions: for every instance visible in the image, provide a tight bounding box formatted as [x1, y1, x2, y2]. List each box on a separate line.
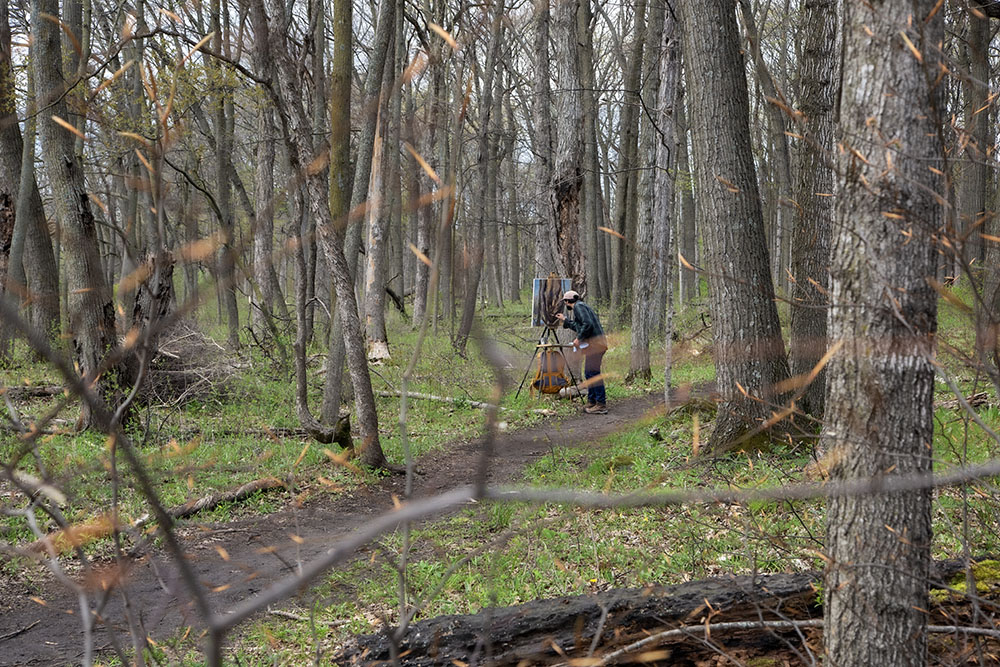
[6, 286, 1000, 665]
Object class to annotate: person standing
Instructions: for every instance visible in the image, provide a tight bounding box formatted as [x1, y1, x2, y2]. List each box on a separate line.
[555, 290, 608, 414]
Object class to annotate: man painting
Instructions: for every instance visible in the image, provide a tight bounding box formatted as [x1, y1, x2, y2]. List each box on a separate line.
[555, 290, 608, 414]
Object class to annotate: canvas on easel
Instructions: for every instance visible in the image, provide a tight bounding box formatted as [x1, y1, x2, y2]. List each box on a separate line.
[531, 276, 572, 328]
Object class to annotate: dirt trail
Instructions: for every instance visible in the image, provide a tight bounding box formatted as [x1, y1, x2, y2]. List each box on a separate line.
[0, 393, 665, 666]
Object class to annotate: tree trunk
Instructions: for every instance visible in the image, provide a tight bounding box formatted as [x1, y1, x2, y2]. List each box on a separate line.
[679, 0, 789, 453]
[251, 100, 277, 340]
[254, 0, 390, 468]
[34, 0, 118, 429]
[551, 0, 586, 293]
[486, 70, 504, 309]
[328, 0, 397, 410]
[610, 0, 646, 310]
[10, 41, 59, 336]
[675, 84, 697, 305]
[503, 97, 522, 303]
[533, 0, 561, 279]
[788, 0, 837, 418]
[627, 0, 666, 383]
[456, 1, 504, 354]
[738, 0, 793, 294]
[823, 2, 943, 664]
[0, 0, 19, 359]
[210, 0, 239, 350]
[578, 0, 602, 303]
[363, 34, 396, 362]
[411, 74, 435, 325]
[962, 12, 990, 279]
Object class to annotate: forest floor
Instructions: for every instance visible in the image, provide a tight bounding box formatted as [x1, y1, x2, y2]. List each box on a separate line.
[3, 384, 998, 666]
[0, 391, 668, 665]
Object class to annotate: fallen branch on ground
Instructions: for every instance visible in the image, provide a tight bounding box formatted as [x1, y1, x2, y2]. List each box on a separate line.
[1, 385, 64, 400]
[26, 477, 288, 553]
[157, 477, 286, 523]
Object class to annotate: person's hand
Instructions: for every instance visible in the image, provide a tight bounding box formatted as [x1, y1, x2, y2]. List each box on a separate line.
[573, 338, 579, 347]
[555, 312, 565, 321]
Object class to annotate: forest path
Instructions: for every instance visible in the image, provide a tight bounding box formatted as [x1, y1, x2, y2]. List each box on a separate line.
[0, 392, 669, 665]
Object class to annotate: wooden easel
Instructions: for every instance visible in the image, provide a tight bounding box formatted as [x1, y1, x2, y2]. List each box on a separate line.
[515, 325, 583, 401]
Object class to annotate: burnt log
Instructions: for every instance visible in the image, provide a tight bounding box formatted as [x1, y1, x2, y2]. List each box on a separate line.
[338, 572, 820, 665]
[339, 557, 985, 666]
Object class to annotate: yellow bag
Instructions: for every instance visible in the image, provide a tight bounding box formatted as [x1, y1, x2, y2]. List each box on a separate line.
[531, 347, 570, 395]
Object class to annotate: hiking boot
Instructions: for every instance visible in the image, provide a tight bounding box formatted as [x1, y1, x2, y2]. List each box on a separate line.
[584, 402, 608, 415]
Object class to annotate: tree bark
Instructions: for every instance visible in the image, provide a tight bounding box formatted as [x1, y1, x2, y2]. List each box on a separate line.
[411, 74, 435, 325]
[328, 0, 398, 411]
[823, 2, 943, 664]
[532, 0, 562, 279]
[34, 0, 118, 429]
[961, 12, 990, 277]
[610, 0, 646, 310]
[7, 31, 59, 337]
[503, 96, 522, 302]
[679, 0, 789, 452]
[210, 0, 240, 350]
[578, 0, 602, 302]
[0, 0, 19, 359]
[363, 35, 396, 362]
[456, 1, 504, 354]
[253, 0, 390, 468]
[251, 98, 277, 340]
[627, 0, 666, 383]
[675, 85, 697, 305]
[550, 0, 585, 293]
[788, 0, 837, 418]
[737, 0, 793, 294]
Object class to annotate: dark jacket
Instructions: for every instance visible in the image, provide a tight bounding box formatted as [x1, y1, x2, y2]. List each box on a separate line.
[562, 301, 606, 348]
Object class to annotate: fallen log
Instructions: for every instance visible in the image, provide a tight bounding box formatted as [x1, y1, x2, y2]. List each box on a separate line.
[338, 572, 821, 666]
[0, 385, 64, 400]
[339, 558, 985, 666]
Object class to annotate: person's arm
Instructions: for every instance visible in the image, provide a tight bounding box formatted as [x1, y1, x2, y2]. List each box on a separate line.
[555, 311, 579, 332]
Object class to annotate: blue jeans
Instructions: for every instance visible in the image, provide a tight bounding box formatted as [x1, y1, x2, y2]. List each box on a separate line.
[584, 347, 606, 405]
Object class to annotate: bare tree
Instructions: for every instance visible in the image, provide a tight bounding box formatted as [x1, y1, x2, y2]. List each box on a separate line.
[788, 0, 838, 418]
[823, 1, 944, 663]
[550, 0, 585, 292]
[33, 0, 119, 429]
[679, 0, 789, 451]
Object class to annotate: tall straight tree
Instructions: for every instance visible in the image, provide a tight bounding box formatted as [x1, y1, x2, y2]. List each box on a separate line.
[788, 0, 838, 418]
[0, 0, 19, 358]
[823, 1, 943, 663]
[33, 0, 118, 429]
[325, 0, 397, 414]
[532, 0, 561, 278]
[627, 0, 666, 382]
[610, 0, 646, 309]
[679, 0, 789, 451]
[210, 0, 239, 350]
[363, 19, 397, 362]
[550, 0, 585, 292]
[9, 58, 59, 336]
[456, 0, 504, 354]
